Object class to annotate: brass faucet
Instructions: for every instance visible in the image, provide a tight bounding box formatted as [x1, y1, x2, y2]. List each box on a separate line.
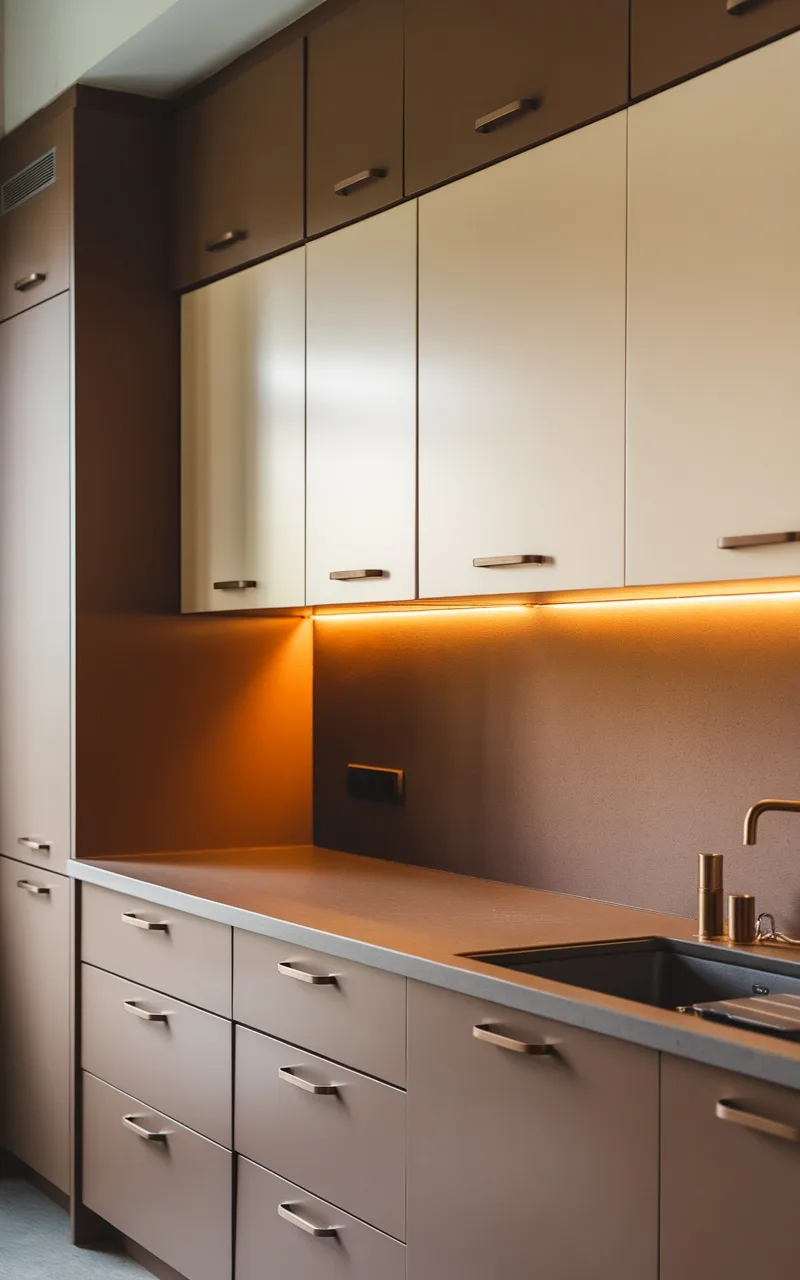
[743, 798, 800, 846]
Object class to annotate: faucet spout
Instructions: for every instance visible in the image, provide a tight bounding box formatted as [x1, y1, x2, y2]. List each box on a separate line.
[743, 798, 800, 846]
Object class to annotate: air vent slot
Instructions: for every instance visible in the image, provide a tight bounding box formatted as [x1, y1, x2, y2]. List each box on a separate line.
[1, 149, 56, 216]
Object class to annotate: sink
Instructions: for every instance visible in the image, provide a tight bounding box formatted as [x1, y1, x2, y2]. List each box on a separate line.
[465, 937, 800, 1014]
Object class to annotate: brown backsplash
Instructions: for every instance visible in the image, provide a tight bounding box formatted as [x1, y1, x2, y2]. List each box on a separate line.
[314, 596, 800, 932]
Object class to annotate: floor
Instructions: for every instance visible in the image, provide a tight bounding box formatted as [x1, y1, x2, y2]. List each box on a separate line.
[0, 1178, 147, 1278]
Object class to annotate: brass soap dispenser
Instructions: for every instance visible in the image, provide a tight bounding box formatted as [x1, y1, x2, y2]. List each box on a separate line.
[697, 853, 725, 940]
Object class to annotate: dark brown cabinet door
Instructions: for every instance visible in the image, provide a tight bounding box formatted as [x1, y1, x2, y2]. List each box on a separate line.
[171, 39, 304, 290]
[306, 0, 404, 236]
[407, 981, 659, 1280]
[632, 0, 800, 98]
[661, 1054, 800, 1280]
[404, 0, 629, 195]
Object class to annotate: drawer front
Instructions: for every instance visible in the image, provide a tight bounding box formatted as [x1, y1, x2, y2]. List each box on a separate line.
[81, 963, 232, 1146]
[83, 1072, 232, 1280]
[82, 883, 231, 1016]
[234, 929, 406, 1086]
[236, 1157, 406, 1280]
[235, 1026, 405, 1241]
[632, 0, 800, 98]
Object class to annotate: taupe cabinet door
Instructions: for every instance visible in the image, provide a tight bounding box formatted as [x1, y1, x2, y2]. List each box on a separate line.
[627, 33, 800, 587]
[0, 294, 71, 872]
[407, 981, 659, 1280]
[418, 114, 627, 599]
[181, 249, 306, 612]
[661, 1054, 800, 1279]
[0, 856, 70, 1192]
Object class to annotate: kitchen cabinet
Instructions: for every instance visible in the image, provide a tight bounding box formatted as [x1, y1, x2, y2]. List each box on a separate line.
[0, 293, 71, 872]
[661, 1054, 800, 1279]
[627, 33, 800, 587]
[306, 201, 417, 605]
[407, 981, 659, 1280]
[171, 40, 304, 291]
[306, 0, 403, 237]
[418, 113, 627, 599]
[632, 0, 800, 99]
[0, 856, 70, 1192]
[181, 249, 306, 612]
[404, 0, 629, 196]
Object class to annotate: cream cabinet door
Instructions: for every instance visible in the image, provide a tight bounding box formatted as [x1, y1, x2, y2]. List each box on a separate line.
[181, 249, 306, 612]
[306, 202, 417, 606]
[418, 113, 627, 600]
[627, 33, 800, 587]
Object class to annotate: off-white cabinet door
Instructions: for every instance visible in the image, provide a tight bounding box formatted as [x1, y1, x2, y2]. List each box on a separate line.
[181, 249, 306, 612]
[627, 33, 800, 587]
[306, 202, 417, 606]
[418, 113, 627, 600]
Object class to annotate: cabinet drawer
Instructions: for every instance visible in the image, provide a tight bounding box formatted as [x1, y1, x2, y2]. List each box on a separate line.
[632, 0, 800, 98]
[236, 1157, 405, 1280]
[83, 1072, 232, 1280]
[81, 883, 231, 1016]
[233, 928, 406, 1085]
[81, 963, 232, 1146]
[235, 1026, 405, 1240]
[404, 0, 629, 195]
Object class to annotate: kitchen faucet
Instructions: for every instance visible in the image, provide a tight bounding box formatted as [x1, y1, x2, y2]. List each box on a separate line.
[743, 798, 800, 846]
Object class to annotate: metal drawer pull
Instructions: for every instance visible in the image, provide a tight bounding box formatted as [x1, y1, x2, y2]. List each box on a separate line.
[473, 1023, 556, 1055]
[727, 0, 768, 13]
[330, 569, 387, 581]
[122, 1115, 169, 1143]
[473, 554, 547, 568]
[121, 912, 169, 932]
[718, 531, 800, 550]
[716, 1100, 800, 1143]
[475, 98, 539, 134]
[278, 1203, 338, 1238]
[213, 579, 257, 590]
[334, 167, 386, 196]
[277, 960, 338, 985]
[123, 999, 168, 1023]
[18, 837, 50, 852]
[205, 229, 247, 252]
[17, 880, 50, 896]
[278, 1067, 338, 1096]
[14, 271, 47, 292]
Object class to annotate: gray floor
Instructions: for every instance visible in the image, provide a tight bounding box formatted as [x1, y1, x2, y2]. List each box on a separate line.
[0, 1178, 148, 1278]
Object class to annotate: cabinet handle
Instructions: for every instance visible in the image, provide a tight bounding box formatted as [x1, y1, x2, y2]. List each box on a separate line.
[334, 167, 386, 197]
[213, 579, 258, 590]
[726, 0, 769, 13]
[278, 1203, 338, 1238]
[123, 999, 169, 1023]
[16, 880, 50, 896]
[473, 1023, 556, 1055]
[278, 1066, 338, 1096]
[205, 229, 247, 252]
[13, 271, 47, 292]
[18, 837, 50, 852]
[277, 960, 338, 985]
[475, 98, 540, 135]
[122, 1115, 169, 1143]
[473, 554, 547, 568]
[718, 531, 800, 550]
[121, 911, 169, 932]
[329, 569, 387, 581]
[716, 1100, 800, 1143]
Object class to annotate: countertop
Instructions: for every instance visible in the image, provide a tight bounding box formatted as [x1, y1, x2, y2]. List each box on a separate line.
[68, 845, 800, 1090]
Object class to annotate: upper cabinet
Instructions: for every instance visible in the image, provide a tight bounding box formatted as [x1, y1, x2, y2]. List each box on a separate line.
[627, 33, 800, 588]
[181, 248, 306, 612]
[632, 0, 800, 98]
[306, 0, 404, 237]
[404, 0, 629, 196]
[418, 113, 627, 600]
[171, 40, 304, 291]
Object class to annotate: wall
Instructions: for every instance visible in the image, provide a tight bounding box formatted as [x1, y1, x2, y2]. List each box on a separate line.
[314, 594, 800, 933]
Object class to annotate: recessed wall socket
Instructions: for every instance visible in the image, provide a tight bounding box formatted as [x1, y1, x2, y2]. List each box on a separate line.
[346, 763, 405, 806]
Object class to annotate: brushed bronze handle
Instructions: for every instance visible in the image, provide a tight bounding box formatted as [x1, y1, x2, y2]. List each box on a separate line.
[17, 880, 50, 896]
[716, 1100, 800, 1143]
[475, 98, 539, 134]
[473, 554, 547, 568]
[18, 837, 50, 852]
[121, 911, 169, 932]
[278, 1067, 338, 1096]
[473, 1023, 556, 1055]
[727, 0, 769, 13]
[123, 1115, 169, 1143]
[278, 1203, 338, 1238]
[334, 167, 386, 196]
[205, 229, 247, 252]
[329, 569, 387, 581]
[718, 532, 800, 549]
[213, 579, 258, 590]
[123, 999, 168, 1023]
[14, 271, 46, 292]
[277, 960, 338, 986]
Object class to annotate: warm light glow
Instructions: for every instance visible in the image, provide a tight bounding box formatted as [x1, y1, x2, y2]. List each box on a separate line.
[545, 589, 800, 611]
[313, 604, 531, 622]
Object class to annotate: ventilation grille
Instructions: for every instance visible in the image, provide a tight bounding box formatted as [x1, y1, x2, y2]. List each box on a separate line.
[1, 149, 56, 217]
